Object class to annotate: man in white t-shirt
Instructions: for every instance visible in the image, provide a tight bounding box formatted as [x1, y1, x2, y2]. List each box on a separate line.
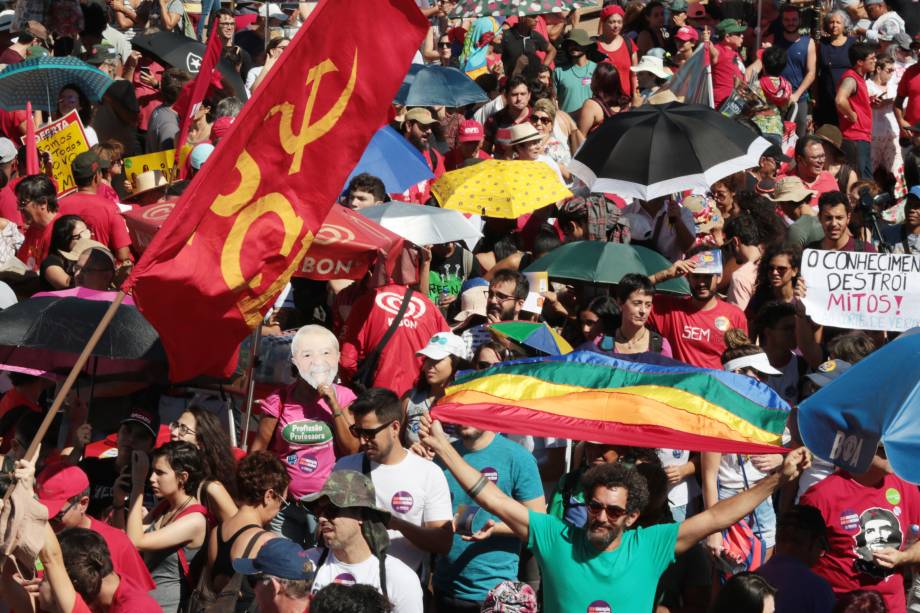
[334, 387, 453, 576]
[301, 470, 424, 613]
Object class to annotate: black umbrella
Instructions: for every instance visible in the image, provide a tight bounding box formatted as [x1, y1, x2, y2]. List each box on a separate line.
[569, 102, 771, 201]
[0, 295, 167, 378]
[131, 31, 248, 101]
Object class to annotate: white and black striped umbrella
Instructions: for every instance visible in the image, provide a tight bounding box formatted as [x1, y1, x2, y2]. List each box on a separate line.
[569, 102, 771, 201]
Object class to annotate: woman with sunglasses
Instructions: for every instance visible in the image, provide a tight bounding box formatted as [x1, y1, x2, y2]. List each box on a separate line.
[125, 441, 208, 613]
[402, 332, 469, 455]
[530, 98, 572, 183]
[701, 330, 784, 563]
[39, 214, 91, 291]
[746, 245, 801, 322]
[200, 451, 290, 609]
[168, 406, 238, 523]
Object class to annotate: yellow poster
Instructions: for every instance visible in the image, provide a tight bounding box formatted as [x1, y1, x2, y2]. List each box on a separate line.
[122, 149, 177, 185]
[32, 110, 89, 196]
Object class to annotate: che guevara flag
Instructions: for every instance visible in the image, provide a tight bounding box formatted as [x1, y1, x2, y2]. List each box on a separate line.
[123, 0, 428, 382]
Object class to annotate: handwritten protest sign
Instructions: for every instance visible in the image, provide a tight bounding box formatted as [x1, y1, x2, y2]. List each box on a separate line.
[31, 110, 89, 196]
[801, 248, 920, 331]
[123, 149, 177, 185]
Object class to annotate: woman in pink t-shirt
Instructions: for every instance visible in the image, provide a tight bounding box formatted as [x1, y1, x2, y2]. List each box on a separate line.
[250, 325, 359, 546]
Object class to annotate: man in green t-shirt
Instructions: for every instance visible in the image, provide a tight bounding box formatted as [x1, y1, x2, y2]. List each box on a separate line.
[419, 415, 811, 613]
[553, 29, 597, 118]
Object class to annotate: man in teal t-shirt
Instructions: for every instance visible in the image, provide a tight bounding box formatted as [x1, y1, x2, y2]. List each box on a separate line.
[553, 29, 597, 117]
[419, 416, 812, 613]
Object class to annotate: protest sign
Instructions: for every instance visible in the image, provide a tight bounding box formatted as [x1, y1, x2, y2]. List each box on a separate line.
[123, 149, 177, 186]
[801, 248, 920, 331]
[30, 110, 89, 195]
[522, 271, 548, 314]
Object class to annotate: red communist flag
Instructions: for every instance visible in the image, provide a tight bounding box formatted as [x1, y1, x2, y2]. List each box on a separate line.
[123, 0, 428, 382]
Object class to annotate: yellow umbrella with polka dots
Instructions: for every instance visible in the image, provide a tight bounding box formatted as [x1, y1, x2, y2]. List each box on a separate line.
[431, 159, 572, 218]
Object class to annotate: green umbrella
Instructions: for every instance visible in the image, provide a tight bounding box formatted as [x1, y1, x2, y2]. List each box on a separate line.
[523, 241, 690, 295]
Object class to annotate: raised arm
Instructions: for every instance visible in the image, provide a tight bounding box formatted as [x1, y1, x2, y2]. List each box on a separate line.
[419, 415, 532, 541]
[676, 447, 810, 554]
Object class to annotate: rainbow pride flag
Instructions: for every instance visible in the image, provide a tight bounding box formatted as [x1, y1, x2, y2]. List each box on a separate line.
[431, 350, 791, 454]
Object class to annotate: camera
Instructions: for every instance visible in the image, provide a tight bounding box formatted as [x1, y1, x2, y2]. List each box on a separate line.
[857, 187, 895, 216]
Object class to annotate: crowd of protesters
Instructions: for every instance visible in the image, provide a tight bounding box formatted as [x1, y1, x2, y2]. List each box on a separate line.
[0, 0, 919, 612]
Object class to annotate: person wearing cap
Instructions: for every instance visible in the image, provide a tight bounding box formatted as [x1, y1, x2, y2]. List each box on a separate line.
[745, 144, 790, 191]
[880, 184, 920, 254]
[836, 42, 877, 179]
[444, 119, 491, 171]
[710, 18, 747, 108]
[596, 4, 638, 98]
[37, 463, 156, 592]
[84, 43, 122, 79]
[334, 387, 453, 578]
[772, 5, 816, 139]
[755, 505, 835, 613]
[39, 526, 160, 613]
[295, 470, 423, 612]
[853, 0, 905, 45]
[813, 124, 858, 195]
[402, 331, 469, 445]
[397, 107, 444, 204]
[189, 143, 214, 176]
[0, 135, 23, 229]
[507, 122, 565, 185]
[419, 412, 810, 613]
[58, 151, 133, 265]
[229, 537, 315, 613]
[82, 407, 160, 519]
[666, 0, 689, 47]
[553, 29, 598, 117]
[671, 25, 699, 68]
[800, 437, 920, 612]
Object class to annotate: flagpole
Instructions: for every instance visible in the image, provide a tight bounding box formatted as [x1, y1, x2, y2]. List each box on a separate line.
[239, 323, 262, 451]
[755, 0, 763, 54]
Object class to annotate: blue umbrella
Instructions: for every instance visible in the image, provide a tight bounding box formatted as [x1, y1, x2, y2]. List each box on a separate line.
[395, 64, 424, 106]
[798, 330, 920, 483]
[395, 64, 489, 107]
[0, 56, 114, 113]
[344, 126, 433, 194]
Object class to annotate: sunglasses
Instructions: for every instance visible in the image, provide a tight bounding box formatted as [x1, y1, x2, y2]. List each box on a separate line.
[476, 360, 498, 370]
[438, 42, 451, 48]
[586, 499, 628, 520]
[53, 498, 79, 522]
[348, 421, 395, 440]
[530, 115, 552, 125]
[767, 265, 790, 274]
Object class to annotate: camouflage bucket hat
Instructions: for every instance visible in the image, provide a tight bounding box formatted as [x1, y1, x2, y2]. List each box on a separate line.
[302, 470, 391, 555]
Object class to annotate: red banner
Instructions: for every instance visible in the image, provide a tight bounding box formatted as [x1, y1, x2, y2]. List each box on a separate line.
[173, 27, 223, 172]
[123, 0, 428, 382]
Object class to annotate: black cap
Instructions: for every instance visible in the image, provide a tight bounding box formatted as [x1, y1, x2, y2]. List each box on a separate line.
[763, 144, 791, 163]
[71, 151, 110, 180]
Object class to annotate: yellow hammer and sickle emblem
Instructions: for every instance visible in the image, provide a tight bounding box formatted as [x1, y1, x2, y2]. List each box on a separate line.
[268, 49, 359, 175]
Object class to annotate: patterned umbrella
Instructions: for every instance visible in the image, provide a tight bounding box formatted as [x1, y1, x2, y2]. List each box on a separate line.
[0, 56, 113, 113]
[432, 159, 571, 218]
[450, 0, 599, 18]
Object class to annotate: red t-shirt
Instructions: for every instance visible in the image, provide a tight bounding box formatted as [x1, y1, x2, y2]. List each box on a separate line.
[339, 284, 449, 397]
[0, 183, 23, 228]
[801, 472, 920, 613]
[896, 63, 920, 126]
[839, 68, 872, 142]
[393, 148, 446, 204]
[444, 148, 490, 172]
[0, 108, 28, 141]
[711, 43, 743, 108]
[59, 192, 132, 251]
[780, 171, 840, 209]
[70, 574, 161, 613]
[89, 517, 156, 592]
[17, 214, 57, 270]
[648, 295, 748, 370]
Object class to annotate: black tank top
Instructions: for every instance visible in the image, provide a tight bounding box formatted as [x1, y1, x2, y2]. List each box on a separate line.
[212, 523, 260, 580]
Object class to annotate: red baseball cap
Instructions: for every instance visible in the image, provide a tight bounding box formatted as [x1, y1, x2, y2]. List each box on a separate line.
[37, 464, 90, 517]
[675, 26, 699, 42]
[458, 120, 484, 143]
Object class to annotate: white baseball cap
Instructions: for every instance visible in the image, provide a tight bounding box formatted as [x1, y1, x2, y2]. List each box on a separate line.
[417, 332, 468, 361]
[0, 10, 14, 33]
[0, 137, 16, 164]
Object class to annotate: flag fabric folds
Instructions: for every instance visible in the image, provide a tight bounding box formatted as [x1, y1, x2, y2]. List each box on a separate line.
[660, 45, 713, 107]
[432, 351, 791, 454]
[173, 27, 223, 172]
[123, 0, 428, 382]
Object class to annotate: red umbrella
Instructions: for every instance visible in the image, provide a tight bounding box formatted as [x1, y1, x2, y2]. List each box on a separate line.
[123, 203, 409, 282]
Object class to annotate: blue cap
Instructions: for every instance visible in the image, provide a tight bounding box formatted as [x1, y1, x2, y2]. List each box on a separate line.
[806, 359, 852, 388]
[190, 143, 215, 170]
[908, 185, 920, 201]
[460, 277, 489, 293]
[231, 537, 318, 581]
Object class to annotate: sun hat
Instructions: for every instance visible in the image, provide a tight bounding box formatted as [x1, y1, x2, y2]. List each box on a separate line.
[767, 176, 815, 204]
[630, 55, 673, 80]
[507, 123, 542, 146]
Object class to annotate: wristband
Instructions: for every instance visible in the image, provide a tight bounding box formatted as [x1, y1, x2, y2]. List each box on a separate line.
[333, 411, 344, 419]
[467, 475, 488, 498]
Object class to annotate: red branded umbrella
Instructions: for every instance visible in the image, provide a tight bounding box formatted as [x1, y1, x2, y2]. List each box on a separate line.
[123, 203, 409, 281]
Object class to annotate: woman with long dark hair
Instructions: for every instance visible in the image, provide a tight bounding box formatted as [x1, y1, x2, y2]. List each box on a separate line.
[711, 572, 777, 613]
[168, 405, 238, 523]
[746, 245, 801, 320]
[634, 1, 667, 57]
[577, 62, 627, 136]
[40, 214, 90, 290]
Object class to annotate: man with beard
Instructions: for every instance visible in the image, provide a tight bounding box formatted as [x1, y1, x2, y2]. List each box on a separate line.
[251, 325, 361, 546]
[806, 191, 877, 252]
[553, 30, 597, 119]
[648, 246, 748, 369]
[334, 388, 453, 578]
[398, 108, 444, 204]
[460, 269, 528, 358]
[430, 420, 544, 611]
[419, 414, 811, 613]
[774, 5, 816, 139]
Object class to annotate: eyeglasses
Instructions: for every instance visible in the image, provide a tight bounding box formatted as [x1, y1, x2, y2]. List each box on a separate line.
[438, 42, 451, 48]
[530, 115, 552, 125]
[348, 421, 395, 440]
[169, 420, 196, 437]
[53, 498, 79, 522]
[586, 499, 628, 519]
[219, 21, 235, 27]
[767, 265, 790, 274]
[487, 290, 516, 303]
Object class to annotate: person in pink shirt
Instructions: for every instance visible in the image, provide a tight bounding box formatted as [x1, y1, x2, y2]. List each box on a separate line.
[251, 324, 360, 546]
